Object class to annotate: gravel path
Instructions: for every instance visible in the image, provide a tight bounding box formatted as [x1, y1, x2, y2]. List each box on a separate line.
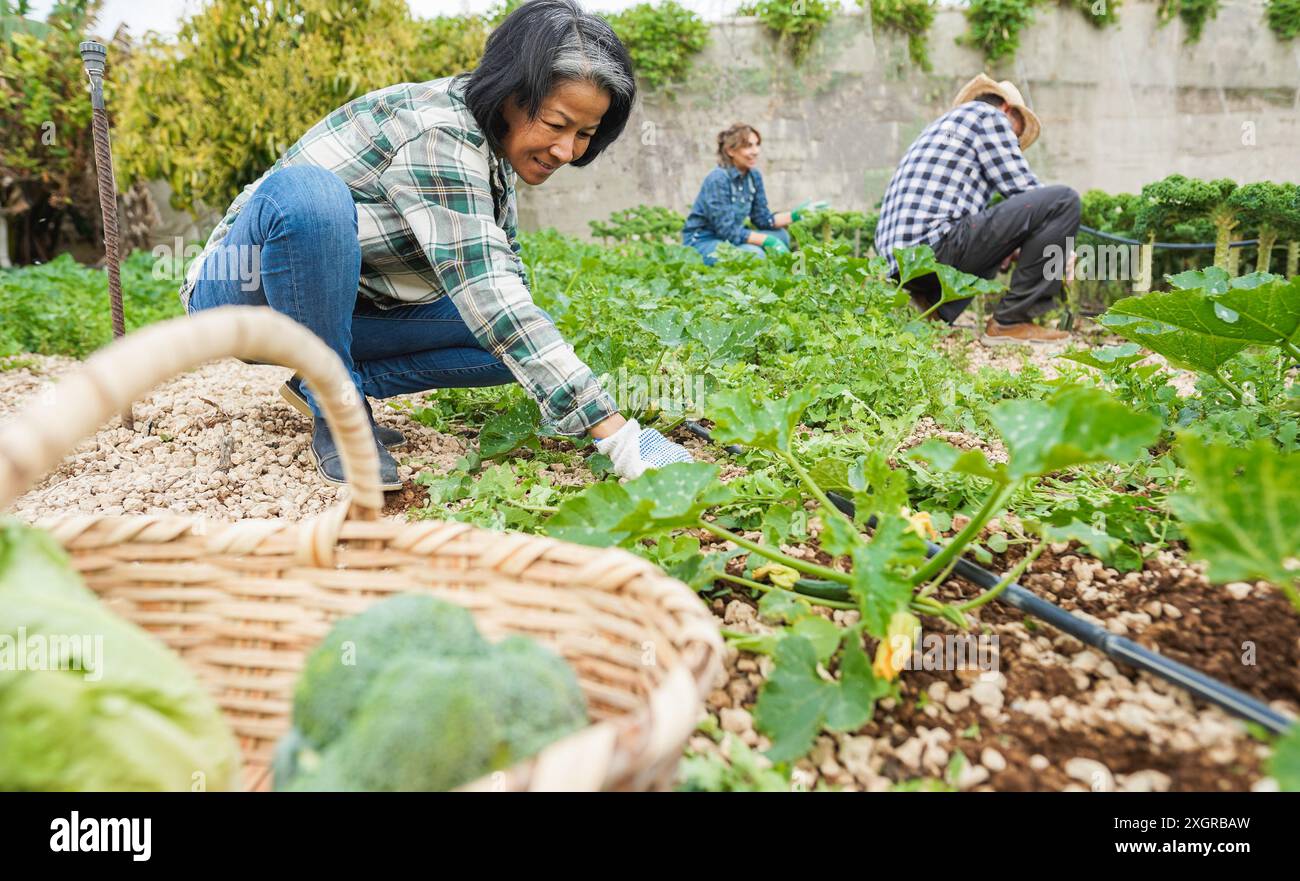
[2, 354, 467, 522]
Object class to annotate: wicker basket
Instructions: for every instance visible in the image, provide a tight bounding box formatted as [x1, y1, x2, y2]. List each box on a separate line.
[0, 306, 724, 792]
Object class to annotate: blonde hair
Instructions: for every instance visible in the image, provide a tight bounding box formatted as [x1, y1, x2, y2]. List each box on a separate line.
[717, 123, 761, 167]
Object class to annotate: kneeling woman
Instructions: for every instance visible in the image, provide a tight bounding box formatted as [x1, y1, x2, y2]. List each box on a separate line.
[182, 0, 690, 490]
[681, 122, 825, 266]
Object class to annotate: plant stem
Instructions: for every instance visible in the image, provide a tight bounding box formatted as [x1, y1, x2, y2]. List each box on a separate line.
[776, 448, 856, 532]
[501, 499, 559, 514]
[698, 520, 852, 585]
[910, 484, 1013, 586]
[1212, 370, 1246, 403]
[918, 552, 963, 599]
[955, 540, 1046, 613]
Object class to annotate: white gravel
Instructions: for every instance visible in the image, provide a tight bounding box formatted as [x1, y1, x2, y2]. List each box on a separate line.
[1, 354, 468, 522]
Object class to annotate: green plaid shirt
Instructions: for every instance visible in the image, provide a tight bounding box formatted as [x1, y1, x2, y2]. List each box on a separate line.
[180, 76, 616, 436]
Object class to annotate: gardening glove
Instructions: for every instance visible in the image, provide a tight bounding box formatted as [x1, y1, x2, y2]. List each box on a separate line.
[595, 418, 693, 481]
[761, 234, 790, 254]
[791, 199, 830, 222]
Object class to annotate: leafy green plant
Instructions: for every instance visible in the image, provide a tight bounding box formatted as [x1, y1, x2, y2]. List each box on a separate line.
[543, 383, 1158, 761]
[1266, 0, 1300, 40]
[0, 249, 184, 357]
[739, 0, 839, 64]
[1156, 0, 1221, 43]
[116, 0, 485, 216]
[589, 204, 686, 243]
[1136, 175, 1238, 272]
[605, 2, 710, 90]
[0, 0, 100, 264]
[864, 0, 936, 69]
[1064, 0, 1120, 26]
[960, 0, 1040, 63]
[1099, 269, 1300, 403]
[1228, 182, 1300, 274]
[790, 209, 878, 255]
[1171, 435, 1300, 613]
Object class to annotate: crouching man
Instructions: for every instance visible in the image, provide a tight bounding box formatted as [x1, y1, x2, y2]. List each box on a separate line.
[874, 74, 1080, 344]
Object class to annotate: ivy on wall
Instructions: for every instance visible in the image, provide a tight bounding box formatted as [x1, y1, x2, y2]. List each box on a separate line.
[959, 0, 1041, 63]
[1157, 0, 1222, 44]
[604, 1, 710, 90]
[739, 0, 840, 64]
[864, 0, 937, 70]
[1266, 0, 1300, 40]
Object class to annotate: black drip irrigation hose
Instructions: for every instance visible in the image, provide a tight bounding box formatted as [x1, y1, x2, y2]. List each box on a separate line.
[1077, 223, 1262, 251]
[683, 420, 1296, 736]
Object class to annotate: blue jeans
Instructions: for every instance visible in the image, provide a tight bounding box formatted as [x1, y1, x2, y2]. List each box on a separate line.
[683, 227, 790, 266]
[187, 166, 515, 417]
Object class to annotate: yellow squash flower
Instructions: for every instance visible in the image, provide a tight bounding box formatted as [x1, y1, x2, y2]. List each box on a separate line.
[872, 611, 920, 681]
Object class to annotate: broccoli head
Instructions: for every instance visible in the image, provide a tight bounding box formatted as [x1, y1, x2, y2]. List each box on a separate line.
[293, 594, 489, 748]
[275, 596, 590, 791]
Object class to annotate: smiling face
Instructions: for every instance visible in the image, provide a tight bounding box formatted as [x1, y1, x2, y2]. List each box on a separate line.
[499, 79, 610, 186]
[726, 131, 761, 174]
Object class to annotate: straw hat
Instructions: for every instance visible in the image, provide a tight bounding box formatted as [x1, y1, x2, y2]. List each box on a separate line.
[952, 73, 1041, 150]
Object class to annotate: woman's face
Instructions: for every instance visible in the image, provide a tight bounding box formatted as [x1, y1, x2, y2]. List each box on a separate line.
[727, 132, 761, 173]
[500, 79, 610, 186]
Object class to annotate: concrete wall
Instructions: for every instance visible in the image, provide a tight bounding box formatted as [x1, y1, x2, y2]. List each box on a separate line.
[516, 1, 1300, 238]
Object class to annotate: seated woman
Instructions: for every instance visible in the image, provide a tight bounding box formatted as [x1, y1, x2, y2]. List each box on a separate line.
[681, 122, 826, 266]
[182, 0, 691, 491]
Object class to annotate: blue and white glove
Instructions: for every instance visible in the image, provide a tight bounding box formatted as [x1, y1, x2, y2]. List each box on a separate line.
[595, 419, 694, 481]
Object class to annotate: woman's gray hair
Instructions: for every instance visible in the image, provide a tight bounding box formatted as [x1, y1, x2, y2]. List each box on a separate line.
[547, 5, 636, 101]
[462, 0, 638, 167]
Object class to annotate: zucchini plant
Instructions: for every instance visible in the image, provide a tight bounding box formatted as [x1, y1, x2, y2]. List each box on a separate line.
[544, 384, 1160, 761]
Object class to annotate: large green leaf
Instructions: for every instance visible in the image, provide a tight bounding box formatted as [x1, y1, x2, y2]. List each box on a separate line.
[1170, 436, 1300, 591]
[846, 514, 928, 638]
[753, 634, 885, 763]
[709, 387, 818, 452]
[1270, 724, 1300, 792]
[618, 462, 733, 532]
[1100, 298, 1249, 375]
[893, 244, 939, 286]
[908, 439, 1007, 484]
[991, 386, 1162, 480]
[478, 398, 541, 458]
[1100, 278, 1300, 373]
[544, 482, 643, 547]
[1057, 342, 1146, 372]
[933, 264, 1003, 309]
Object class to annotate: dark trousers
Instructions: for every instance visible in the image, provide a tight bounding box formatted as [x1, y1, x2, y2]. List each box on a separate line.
[905, 185, 1081, 324]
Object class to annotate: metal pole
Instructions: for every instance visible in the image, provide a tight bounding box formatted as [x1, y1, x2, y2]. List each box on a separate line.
[78, 40, 133, 431]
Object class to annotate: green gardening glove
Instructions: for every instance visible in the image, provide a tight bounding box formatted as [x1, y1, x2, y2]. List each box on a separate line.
[791, 199, 830, 222]
[761, 234, 790, 254]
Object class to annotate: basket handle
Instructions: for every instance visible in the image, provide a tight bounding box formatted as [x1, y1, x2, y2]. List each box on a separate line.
[0, 306, 384, 517]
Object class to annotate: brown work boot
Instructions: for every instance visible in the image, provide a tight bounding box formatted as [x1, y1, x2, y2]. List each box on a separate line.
[982, 317, 1069, 345]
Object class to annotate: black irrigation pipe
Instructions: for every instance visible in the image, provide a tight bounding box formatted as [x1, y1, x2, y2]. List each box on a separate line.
[1077, 224, 1263, 251]
[684, 420, 1296, 736]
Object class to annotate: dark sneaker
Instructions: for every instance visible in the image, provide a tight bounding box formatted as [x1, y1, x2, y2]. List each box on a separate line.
[309, 415, 404, 491]
[982, 317, 1070, 346]
[280, 375, 407, 449]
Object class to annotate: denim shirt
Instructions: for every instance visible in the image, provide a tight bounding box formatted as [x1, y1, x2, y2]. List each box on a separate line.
[682, 164, 777, 247]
